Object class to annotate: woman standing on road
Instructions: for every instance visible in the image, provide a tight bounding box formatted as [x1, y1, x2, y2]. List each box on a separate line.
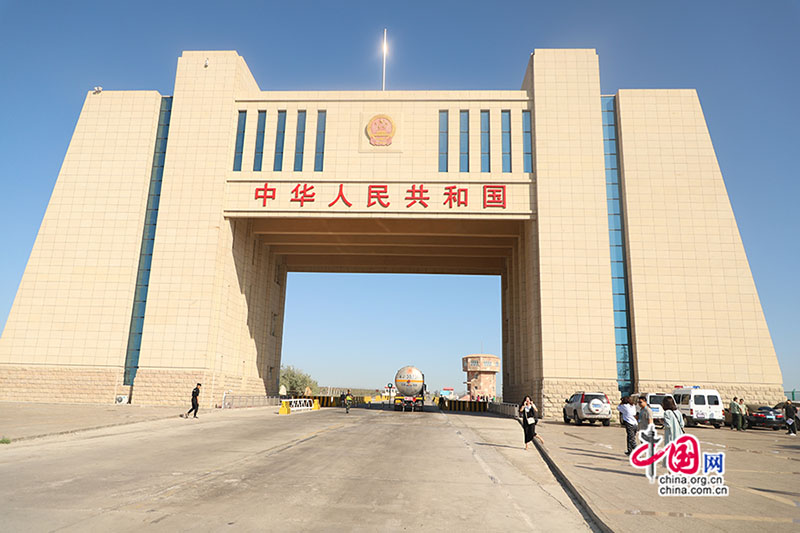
[519, 396, 543, 450]
[661, 396, 684, 445]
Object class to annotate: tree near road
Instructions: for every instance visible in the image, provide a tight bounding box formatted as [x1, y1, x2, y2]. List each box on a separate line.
[280, 365, 319, 395]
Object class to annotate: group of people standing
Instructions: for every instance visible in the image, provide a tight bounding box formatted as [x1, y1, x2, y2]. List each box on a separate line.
[617, 395, 684, 455]
[727, 397, 750, 431]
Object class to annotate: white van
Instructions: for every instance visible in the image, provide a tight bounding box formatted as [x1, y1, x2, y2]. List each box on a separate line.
[671, 387, 724, 428]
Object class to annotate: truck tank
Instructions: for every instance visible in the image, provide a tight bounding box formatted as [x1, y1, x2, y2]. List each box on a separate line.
[394, 366, 424, 397]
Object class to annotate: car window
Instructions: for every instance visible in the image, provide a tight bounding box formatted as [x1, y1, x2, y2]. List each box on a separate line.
[680, 395, 689, 405]
[650, 395, 668, 406]
[584, 394, 605, 403]
[694, 395, 706, 405]
[708, 395, 720, 406]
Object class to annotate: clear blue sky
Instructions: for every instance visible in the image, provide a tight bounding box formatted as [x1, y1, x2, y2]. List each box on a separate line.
[0, 1, 797, 395]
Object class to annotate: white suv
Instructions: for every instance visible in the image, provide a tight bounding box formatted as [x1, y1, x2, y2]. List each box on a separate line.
[563, 392, 612, 426]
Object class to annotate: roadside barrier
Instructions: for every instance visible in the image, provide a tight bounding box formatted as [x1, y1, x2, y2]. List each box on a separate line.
[221, 393, 280, 409]
[438, 400, 489, 412]
[488, 402, 520, 418]
[278, 398, 316, 415]
[299, 395, 367, 408]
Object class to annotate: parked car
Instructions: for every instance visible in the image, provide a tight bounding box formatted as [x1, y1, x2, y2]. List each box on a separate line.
[563, 392, 612, 426]
[724, 405, 784, 430]
[634, 392, 674, 425]
[672, 387, 724, 428]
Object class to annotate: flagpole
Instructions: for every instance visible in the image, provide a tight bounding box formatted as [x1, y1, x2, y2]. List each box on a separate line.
[382, 28, 387, 91]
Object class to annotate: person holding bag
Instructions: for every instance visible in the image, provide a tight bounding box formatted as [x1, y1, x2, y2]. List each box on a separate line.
[519, 395, 543, 449]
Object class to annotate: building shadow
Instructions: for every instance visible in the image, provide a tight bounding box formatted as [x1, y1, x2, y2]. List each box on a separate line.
[574, 464, 641, 478]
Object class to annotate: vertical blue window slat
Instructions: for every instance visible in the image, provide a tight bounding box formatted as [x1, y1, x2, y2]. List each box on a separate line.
[273, 110, 286, 171]
[601, 95, 634, 397]
[294, 110, 306, 171]
[501, 110, 511, 173]
[459, 110, 469, 172]
[438, 110, 448, 172]
[314, 110, 326, 172]
[124, 96, 172, 386]
[480, 110, 490, 173]
[522, 110, 533, 173]
[232, 111, 246, 171]
[253, 111, 266, 171]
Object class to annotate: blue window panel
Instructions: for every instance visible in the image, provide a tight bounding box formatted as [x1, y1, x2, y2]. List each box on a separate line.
[294, 110, 306, 171]
[614, 310, 628, 327]
[144, 209, 158, 225]
[606, 184, 619, 199]
[522, 110, 533, 173]
[314, 110, 326, 172]
[604, 154, 618, 169]
[141, 238, 154, 256]
[607, 198, 620, 215]
[154, 151, 166, 168]
[601, 96, 615, 111]
[610, 261, 625, 278]
[605, 169, 619, 184]
[501, 110, 511, 173]
[273, 110, 286, 171]
[616, 362, 631, 380]
[615, 328, 629, 344]
[132, 301, 147, 318]
[139, 253, 152, 271]
[232, 110, 246, 171]
[608, 214, 621, 230]
[459, 110, 469, 172]
[156, 137, 168, 153]
[610, 245, 624, 261]
[148, 194, 160, 211]
[612, 277, 626, 295]
[138, 268, 150, 286]
[603, 124, 616, 140]
[603, 139, 617, 154]
[438, 111, 448, 172]
[134, 284, 149, 302]
[253, 110, 266, 171]
[602, 111, 616, 125]
[609, 229, 623, 246]
[480, 110, 490, 172]
[616, 345, 630, 360]
[613, 293, 627, 310]
[126, 333, 142, 351]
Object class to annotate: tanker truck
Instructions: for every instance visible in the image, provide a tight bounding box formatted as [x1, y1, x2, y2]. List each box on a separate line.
[393, 366, 426, 411]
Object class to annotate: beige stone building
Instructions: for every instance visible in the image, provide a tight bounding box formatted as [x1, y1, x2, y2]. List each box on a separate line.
[462, 354, 501, 400]
[0, 49, 784, 412]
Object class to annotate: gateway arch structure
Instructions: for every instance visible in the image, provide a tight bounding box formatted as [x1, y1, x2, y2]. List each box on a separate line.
[0, 50, 784, 412]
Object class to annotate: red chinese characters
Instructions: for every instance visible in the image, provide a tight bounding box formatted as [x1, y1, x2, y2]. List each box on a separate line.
[443, 186, 468, 208]
[630, 434, 701, 475]
[290, 183, 315, 207]
[367, 185, 391, 208]
[328, 184, 352, 208]
[405, 184, 430, 208]
[483, 185, 507, 209]
[255, 183, 276, 206]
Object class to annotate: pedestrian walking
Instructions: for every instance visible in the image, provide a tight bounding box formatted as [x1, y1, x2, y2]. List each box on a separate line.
[519, 395, 542, 449]
[637, 395, 654, 431]
[739, 398, 749, 431]
[729, 397, 740, 430]
[345, 389, 353, 414]
[617, 396, 637, 455]
[184, 383, 201, 419]
[784, 399, 797, 436]
[661, 396, 684, 446]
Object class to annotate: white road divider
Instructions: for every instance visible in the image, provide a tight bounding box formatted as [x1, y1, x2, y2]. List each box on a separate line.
[278, 398, 318, 415]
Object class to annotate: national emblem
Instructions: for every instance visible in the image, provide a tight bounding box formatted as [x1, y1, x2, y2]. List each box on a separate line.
[366, 114, 395, 146]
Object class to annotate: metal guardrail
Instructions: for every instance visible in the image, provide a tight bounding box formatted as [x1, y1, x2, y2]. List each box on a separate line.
[282, 398, 314, 412]
[221, 393, 281, 409]
[488, 402, 520, 418]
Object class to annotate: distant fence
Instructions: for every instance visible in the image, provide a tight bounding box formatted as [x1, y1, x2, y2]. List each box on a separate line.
[785, 390, 797, 401]
[488, 402, 519, 419]
[438, 399, 488, 413]
[221, 394, 281, 409]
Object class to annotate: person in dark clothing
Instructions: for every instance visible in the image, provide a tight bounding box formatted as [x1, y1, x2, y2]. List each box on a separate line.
[785, 399, 797, 436]
[519, 395, 542, 449]
[185, 383, 201, 418]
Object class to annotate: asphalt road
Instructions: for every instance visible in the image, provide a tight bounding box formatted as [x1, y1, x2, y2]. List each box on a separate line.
[0, 406, 592, 532]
